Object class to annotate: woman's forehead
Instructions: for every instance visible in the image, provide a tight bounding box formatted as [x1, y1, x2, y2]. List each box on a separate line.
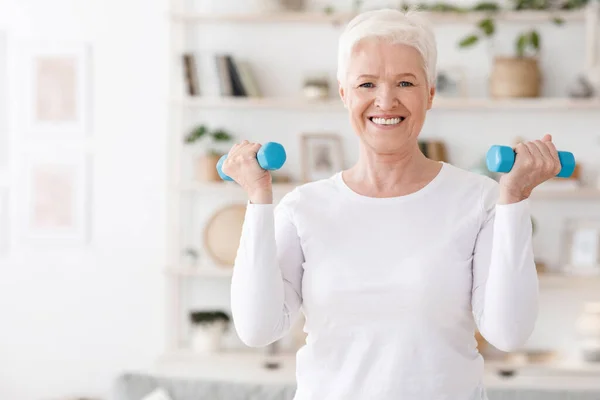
[347, 43, 424, 76]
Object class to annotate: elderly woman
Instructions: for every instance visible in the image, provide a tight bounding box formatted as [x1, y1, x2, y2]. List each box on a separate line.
[223, 8, 560, 400]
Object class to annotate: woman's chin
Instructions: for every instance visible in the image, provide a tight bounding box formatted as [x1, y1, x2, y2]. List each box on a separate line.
[362, 135, 409, 154]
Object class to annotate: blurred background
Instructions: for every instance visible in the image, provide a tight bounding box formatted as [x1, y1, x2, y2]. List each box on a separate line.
[0, 0, 600, 399]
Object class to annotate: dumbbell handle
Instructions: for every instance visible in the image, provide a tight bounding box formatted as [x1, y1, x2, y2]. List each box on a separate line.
[486, 145, 576, 178]
[216, 142, 287, 182]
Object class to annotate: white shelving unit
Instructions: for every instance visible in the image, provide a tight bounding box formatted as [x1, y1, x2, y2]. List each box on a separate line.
[173, 96, 600, 111]
[165, 0, 600, 370]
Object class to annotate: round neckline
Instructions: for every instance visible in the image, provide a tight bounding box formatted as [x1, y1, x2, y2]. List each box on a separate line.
[334, 162, 448, 204]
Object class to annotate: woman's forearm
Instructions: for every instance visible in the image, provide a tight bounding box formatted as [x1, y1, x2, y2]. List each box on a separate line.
[473, 199, 539, 352]
[230, 202, 303, 348]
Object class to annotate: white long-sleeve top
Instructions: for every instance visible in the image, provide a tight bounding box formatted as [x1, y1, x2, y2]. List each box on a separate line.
[230, 162, 539, 400]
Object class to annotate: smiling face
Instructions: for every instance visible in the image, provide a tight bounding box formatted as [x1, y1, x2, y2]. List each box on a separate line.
[339, 38, 435, 156]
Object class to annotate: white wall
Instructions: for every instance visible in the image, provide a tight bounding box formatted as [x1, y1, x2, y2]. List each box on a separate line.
[0, 0, 169, 399]
[0, 0, 598, 399]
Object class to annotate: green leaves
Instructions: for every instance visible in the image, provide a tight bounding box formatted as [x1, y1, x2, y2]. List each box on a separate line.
[472, 2, 500, 11]
[516, 30, 541, 57]
[459, 35, 480, 48]
[212, 129, 233, 142]
[458, 17, 495, 49]
[184, 125, 207, 144]
[184, 124, 234, 152]
[478, 18, 495, 35]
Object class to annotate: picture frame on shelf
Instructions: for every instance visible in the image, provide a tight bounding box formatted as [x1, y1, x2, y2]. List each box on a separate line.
[19, 40, 92, 139]
[561, 218, 600, 276]
[300, 133, 344, 183]
[19, 150, 91, 245]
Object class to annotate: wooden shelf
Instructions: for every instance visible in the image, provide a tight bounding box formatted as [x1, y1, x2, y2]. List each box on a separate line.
[174, 96, 343, 111]
[167, 266, 600, 289]
[538, 273, 600, 288]
[484, 358, 600, 377]
[173, 96, 600, 111]
[179, 181, 297, 194]
[155, 349, 297, 384]
[531, 188, 600, 200]
[171, 10, 586, 24]
[180, 181, 600, 201]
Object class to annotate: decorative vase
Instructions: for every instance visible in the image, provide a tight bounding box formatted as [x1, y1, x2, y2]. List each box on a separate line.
[196, 154, 222, 182]
[189, 311, 230, 353]
[191, 322, 226, 353]
[575, 302, 600, 362]
[489, 56, 541, 98]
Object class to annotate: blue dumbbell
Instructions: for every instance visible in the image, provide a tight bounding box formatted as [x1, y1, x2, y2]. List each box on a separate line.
[486, 145, 576, 178]
[216, 142, 287, 181]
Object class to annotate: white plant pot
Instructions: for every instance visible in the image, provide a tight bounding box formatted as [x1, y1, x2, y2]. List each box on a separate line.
[191, 321, 226, 353]
[576, 302, 600, 362]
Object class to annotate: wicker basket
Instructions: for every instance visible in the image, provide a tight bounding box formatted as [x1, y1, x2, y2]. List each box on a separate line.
[489, 56, 541, 98]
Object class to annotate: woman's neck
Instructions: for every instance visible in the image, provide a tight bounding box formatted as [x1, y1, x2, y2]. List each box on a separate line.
[342, 144, 442, 197]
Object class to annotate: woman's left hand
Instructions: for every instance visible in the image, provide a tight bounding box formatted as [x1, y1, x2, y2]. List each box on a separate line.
[498, 134, 562, 204]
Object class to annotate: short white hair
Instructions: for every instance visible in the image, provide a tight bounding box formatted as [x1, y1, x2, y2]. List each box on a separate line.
[336, 8, 438, 87]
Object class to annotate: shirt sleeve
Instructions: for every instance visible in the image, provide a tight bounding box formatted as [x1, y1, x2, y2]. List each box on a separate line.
[471, 180, 539, 352]
[230, 190, 305, 347]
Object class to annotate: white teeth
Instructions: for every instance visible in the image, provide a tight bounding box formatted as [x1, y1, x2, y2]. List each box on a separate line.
[371, 117, 403, 125]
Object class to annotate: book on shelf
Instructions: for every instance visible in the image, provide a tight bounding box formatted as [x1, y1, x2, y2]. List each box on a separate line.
[419, 140, 448, 162]
[182, 53, 200, 96]
[181, 52, 261, 97]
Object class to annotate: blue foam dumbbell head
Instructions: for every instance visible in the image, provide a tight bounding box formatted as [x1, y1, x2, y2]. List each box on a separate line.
[257, 142, 287, 170]
[216, 154, 233, 181]
[557, 151, 576, 178]
[486, 145, 515, 173]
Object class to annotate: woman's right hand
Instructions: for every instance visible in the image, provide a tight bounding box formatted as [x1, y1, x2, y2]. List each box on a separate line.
[221, 140, 273, 204]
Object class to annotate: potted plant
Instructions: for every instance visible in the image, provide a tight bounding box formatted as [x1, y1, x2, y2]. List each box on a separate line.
[459, 19, 546, 97]
[189, 310, 231, 353]
[457, 0, 582, 98]
[184, 125, 234, 182]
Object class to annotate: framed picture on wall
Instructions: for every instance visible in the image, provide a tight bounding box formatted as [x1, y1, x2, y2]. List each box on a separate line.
[20, 40, 91, 138]
[20, 150, 91, 244]
[300, 133, 344, 183]
[561, 218, 600, 276]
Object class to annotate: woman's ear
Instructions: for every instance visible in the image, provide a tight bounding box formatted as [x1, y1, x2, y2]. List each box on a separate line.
[427, 84, 436, 110]
[338, 80, 350, 109]
[338, 81, 346, 107]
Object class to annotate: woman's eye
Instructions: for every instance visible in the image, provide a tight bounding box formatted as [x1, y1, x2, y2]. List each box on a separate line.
[399, 81, 414, 87]
[359, 82, 374, 88]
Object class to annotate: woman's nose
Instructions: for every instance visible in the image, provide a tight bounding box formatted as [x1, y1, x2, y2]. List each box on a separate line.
[374, 86, 399, 110]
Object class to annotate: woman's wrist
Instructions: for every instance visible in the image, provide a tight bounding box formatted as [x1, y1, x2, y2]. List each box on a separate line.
[248, 188, 273, 204]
